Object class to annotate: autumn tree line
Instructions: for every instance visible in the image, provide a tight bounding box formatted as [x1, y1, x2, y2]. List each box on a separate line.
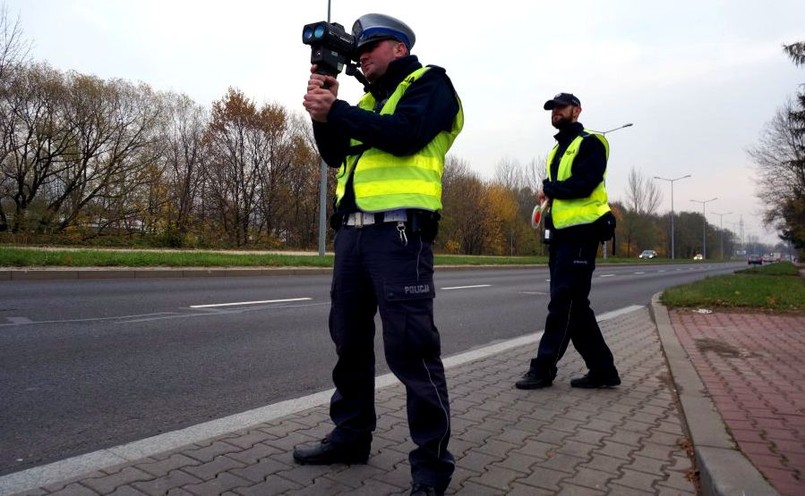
[1, 10, 797, 258]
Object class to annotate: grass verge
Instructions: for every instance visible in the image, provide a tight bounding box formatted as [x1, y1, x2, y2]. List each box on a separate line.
[0, 247, 552, 268]
[661, 262, 805, 314]
[0, 247, 335, 268]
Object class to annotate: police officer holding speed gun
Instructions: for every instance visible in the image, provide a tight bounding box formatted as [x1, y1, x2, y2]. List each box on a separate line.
[295, 12, 463, 496]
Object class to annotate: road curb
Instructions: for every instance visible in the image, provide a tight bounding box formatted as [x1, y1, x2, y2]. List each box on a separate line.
[650, 293, 779, 496]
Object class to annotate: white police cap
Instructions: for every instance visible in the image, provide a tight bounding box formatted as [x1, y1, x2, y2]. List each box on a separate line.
[352, 13, 416, 50]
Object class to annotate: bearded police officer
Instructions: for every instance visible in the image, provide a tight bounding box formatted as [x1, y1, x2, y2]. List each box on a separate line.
[295, 13, 463, 496]
[515, 93, 621, 391]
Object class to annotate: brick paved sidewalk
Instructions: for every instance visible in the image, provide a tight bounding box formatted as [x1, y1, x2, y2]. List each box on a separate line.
[4, 307, 698, 496]
[670, 309, 805, 496]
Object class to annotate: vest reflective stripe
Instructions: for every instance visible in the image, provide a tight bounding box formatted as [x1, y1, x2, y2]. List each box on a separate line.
[547, 130, 611, 229]
[335, 66, 464, 212]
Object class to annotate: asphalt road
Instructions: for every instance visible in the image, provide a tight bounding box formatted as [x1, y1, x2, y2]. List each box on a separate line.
[0, 261, 744, 476]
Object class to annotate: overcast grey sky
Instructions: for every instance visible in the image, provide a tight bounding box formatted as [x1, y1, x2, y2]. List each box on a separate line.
[5, 0, 802, 245]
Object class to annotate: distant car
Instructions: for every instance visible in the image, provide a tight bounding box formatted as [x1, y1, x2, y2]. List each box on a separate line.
[638, 250, 657, 259]
[693, 254, 703, 261]
[747, 254, 763, 265]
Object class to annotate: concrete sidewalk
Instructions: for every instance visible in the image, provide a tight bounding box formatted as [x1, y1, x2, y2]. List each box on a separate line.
[1, 300, 798, 495]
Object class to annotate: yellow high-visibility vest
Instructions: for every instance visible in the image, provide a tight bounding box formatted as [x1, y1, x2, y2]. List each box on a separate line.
[335, 67, 464, 212]
[547, 131, 611, 228]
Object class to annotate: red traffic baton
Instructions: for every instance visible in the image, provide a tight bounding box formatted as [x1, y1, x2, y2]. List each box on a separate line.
[531, 201, 548, 229]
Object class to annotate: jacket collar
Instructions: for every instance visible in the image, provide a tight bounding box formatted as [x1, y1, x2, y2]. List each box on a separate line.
[368, 55, 422, 101]
[553, 122, 585, 145]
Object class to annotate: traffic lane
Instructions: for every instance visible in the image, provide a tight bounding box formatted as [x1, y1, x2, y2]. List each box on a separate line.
[0, 298, 336, 476]
[0, 262, 734, 325]
[0, 274, 334, 322]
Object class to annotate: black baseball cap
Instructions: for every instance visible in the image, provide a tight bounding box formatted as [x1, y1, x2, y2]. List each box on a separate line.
[543, 93, 581, 110]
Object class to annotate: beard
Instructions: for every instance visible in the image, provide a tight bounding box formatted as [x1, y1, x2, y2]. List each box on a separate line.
[552, 115, 574, 130]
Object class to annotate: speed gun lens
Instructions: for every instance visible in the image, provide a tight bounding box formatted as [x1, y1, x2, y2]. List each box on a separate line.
[302, 22, 327, 44]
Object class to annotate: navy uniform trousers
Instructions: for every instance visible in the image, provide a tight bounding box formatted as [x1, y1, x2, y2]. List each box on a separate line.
[327, 220, 454, 490]
[530, 233, 618, 380]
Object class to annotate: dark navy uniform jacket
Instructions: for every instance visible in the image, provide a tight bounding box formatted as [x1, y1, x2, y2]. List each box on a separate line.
[311, 55, 459, 215]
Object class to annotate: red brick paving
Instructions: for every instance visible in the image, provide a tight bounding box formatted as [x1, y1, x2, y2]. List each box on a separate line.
[670, 309, 805, 496]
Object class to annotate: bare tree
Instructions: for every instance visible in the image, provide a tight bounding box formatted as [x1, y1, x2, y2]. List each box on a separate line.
[278, 113, 326, 248]
[619, 167, 663, 257]
[253, 102, 296, 244]
[0, 65, 163, 234]
[493, 157, 523, 191]
[525, 156, 548, 191]
[203, 88, 268, 246]
[50, 75, 163, 234]
[783, 42, 805, 139]
[149, 91, 208, 244]
[624, 167, 662, 215]
[0, 63, 75, 232]
[0, 4, 30, 81]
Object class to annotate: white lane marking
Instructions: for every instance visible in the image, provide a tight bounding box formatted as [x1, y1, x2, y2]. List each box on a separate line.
[0, 313, 178, 327]
[1, 302, 323, 328]
[599, 274, 615, 278]
[0, 305, 645, 494]
[190, 297, 311, 309]
[6, 317, 33, 324]
[634, 271, 645, 275]
[441, 284, 491, 291]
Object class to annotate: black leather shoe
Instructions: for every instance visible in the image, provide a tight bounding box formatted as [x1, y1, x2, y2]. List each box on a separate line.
[292, 438, 369, 465]
[570, 373, 621, 389]
[410, 483, 444, 496]
[515, 371, 553, 390]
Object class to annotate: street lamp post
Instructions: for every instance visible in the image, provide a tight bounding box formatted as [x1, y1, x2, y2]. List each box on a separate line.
[653, 174, 691, 260]
[712, 211, 732, 260]
[316, 0, 334, 256]
[592, 123, 634, 259]
[596, 122, 634, 135]
[691, 197, 718, 259]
